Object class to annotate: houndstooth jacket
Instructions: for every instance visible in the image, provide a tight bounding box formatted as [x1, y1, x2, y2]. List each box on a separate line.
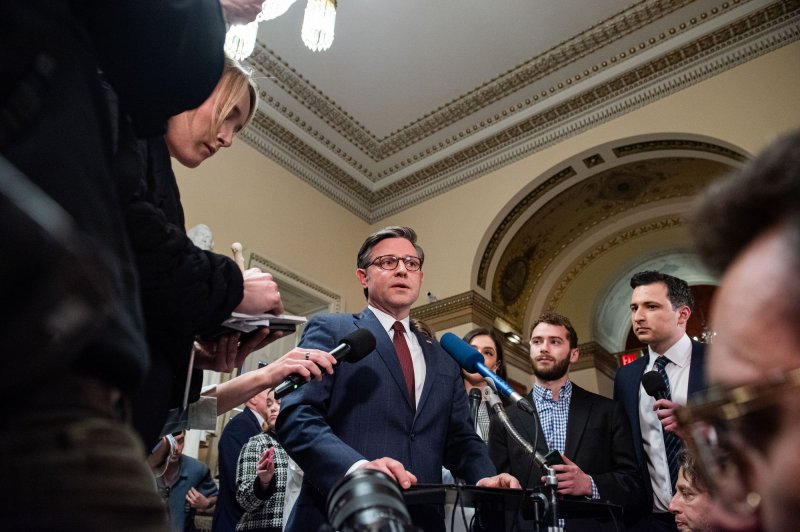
[235, 431, 289, 531]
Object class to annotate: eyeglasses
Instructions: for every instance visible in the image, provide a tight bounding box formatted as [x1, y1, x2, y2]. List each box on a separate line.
[676, 367, 800, 515]
[367, 255, 422, 272]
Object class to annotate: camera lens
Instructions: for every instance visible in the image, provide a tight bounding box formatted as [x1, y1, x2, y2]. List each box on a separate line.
[327, 469, 414, 531]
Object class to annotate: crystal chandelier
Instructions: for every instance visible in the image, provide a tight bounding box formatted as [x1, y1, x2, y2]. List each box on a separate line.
[224, 0, 336, 60]
[301, 0, 337, 52]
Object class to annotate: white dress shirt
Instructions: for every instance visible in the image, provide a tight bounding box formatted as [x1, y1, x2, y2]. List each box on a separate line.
[638, 333, 692, 512]
[368, 305, 427, 406]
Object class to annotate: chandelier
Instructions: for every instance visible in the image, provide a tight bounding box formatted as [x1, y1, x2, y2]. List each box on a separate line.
[224, 0, 337, 60]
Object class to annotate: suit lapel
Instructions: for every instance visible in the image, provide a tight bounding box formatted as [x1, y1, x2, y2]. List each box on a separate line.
[564, 385, 590, 459]
[688, 340, 707, 396]
[413, 327, 438, 414]
[356, 309, 415, 409]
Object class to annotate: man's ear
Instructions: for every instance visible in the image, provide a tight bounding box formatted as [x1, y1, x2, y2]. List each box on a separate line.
[570, 348, 580, 364]
[677, 305, 691, 326]
[355, 268, 368, 288]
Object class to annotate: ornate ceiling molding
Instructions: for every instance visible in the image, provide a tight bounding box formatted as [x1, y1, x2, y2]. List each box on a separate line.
[242, 0, 799, 222]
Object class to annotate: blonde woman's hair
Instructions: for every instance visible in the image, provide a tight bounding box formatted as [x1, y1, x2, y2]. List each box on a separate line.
[211, 56, 258, 135]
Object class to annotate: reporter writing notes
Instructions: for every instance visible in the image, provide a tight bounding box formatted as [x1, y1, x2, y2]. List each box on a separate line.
[119, 57, 288, 447]
[276, 226, 519, 532]
[489, 313, 645, 530]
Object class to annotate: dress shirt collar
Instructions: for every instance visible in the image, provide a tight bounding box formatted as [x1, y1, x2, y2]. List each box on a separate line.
[368, 305, 411, 336]
[648, 333, 692, 368]
[247, 406, 265, 429]
[532, 379, 573, 403]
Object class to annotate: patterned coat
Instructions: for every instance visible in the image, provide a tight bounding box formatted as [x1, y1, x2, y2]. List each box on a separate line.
[235, 432, 289, 531]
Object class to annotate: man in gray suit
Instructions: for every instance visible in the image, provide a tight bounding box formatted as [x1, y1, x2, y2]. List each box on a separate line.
[277, 226, 519, 531]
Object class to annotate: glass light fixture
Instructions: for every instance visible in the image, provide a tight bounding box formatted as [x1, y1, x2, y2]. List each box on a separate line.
[301, 0, 337, 52]
[224, 20, 259, 61]
[224, 0, 336, 60]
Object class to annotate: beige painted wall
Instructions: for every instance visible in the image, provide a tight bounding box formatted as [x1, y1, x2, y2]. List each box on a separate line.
[177, 142, 369, 312]
[178, 42, 800, 319]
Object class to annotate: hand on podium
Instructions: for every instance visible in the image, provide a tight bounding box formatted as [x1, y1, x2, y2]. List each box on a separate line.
[476, 472, 521, 489]
[361, 457, 418, 489]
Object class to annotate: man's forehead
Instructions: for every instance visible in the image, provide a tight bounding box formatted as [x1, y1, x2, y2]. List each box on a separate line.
[631, 282, 668, 300]
[707, 226, 799, 386]
[372, 237, 415, 253]
[530, 323, 568, 339]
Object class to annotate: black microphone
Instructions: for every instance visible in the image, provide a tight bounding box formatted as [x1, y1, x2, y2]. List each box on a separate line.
[468, 387, 482, 430]
[274, 329, 376, 399]
[642, 370, 668, 401]
[440, 332, 535, 415]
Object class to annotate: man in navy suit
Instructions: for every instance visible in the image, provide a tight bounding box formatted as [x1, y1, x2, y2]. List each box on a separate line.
[212, 390, 270, 531]
[277, 226, 519, 532]
[613, 271, 706, 531]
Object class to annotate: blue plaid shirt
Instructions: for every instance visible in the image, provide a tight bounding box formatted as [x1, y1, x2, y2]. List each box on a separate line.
[532, 380, 600, 499]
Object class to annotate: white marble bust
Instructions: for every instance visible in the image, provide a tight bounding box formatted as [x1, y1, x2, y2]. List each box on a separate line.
[187, 224, 214, 251]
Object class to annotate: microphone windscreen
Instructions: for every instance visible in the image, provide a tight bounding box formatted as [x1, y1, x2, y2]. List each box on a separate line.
[440, 332, 483, 373]
[340, 329, 376, 363]
[642, 370, 667, 398]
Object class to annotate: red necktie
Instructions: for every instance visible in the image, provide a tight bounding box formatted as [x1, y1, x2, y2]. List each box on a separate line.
[391, 321, 416, 408]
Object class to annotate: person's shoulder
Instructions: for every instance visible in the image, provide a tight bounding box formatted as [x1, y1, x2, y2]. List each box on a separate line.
[572, 383, 616, 405]
[222, 408, 256, 434]
[615, 355, 647, 379]
[181, 455, 209, 474]
[306, 312, 363, 327]
[690, 339, 707, 356]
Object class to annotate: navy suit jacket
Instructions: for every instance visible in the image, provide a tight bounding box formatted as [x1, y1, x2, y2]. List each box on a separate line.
[489, 384, 646, 529]
[212, 407, 261, 532]
[613, 339, 706, 516]
[276, 309, 496, 531]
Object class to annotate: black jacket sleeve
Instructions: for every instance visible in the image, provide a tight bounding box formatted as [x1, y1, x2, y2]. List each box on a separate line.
[121, 136, 244, 340]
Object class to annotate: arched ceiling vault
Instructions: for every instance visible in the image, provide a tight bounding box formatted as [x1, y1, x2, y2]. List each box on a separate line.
[478, 134, 745, 350]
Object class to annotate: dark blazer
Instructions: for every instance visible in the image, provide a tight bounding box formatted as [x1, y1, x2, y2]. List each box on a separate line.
[489, 384, 646, 529]
[613, 339, 706, 519]
[276, 309, 496, 532]
[212, 407, 262, 532]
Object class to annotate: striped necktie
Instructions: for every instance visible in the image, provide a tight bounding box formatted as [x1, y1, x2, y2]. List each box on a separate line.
[655, 355, 681, 492]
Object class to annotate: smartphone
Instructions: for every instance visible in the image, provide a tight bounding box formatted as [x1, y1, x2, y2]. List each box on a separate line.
[543, 449, 564, 466]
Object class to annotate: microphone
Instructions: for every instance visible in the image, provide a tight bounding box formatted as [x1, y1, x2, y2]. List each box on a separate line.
[483, 386, 547, 467]
[642, 370, 668, 402]
[274, 329, 376, 399]
[468, 387, 482, 430]
[440, 332, 535, 415]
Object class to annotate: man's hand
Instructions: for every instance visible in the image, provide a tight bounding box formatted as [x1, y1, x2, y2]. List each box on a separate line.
[360, 457, 418, 489]
[186, 487, 211, 509]
[193, 328, 282, 372]
[476, 473, 521, 489]
[653, 398, 684, 437]
[257, 447, 276, 488]
[235, 269, 284, 315]
[219, 0, 262, 25]
[545, 454, 593, 496]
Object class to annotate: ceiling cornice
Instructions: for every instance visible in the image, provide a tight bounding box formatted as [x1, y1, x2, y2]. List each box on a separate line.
[239, 0, 799, 222]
